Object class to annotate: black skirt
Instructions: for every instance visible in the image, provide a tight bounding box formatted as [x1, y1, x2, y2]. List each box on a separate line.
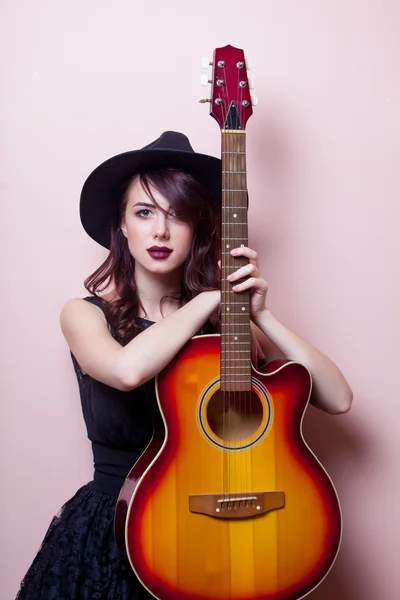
[16, 483, 153, 600]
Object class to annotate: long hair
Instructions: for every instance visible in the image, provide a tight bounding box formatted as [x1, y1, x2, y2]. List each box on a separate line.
[84, 168, 221, 345]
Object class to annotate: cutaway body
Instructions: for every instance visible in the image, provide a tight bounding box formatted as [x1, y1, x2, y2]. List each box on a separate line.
[116, 335, 342, 600]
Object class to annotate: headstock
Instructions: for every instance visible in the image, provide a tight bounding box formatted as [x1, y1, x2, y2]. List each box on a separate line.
[200, 44, 256, 131]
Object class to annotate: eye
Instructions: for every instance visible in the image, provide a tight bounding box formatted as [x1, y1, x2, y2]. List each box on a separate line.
[136, 208, 152, 218]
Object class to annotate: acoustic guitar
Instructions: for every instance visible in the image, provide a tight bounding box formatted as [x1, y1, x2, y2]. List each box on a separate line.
[115, 44, 342, 600]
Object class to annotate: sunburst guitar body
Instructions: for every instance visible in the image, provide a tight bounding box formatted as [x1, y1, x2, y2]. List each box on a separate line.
[115, 45, 342, 600]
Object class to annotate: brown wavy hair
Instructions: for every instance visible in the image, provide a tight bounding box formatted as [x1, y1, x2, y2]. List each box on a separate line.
[84, 168, 221, 345]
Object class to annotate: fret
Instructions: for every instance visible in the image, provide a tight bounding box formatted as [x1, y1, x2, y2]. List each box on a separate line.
[221, 365, 251, 368]
[222, 151, 246, 155]
[222, 189, 247, 192]
[222, 331, 250, 335]
[220, 301, 251, 305]
[222, 171, 247, 174]
[220, 351, 251, 354]
[221, 333, 251, 336]
[221, 222, 247, 225]
[222, 206, 248, 209]
[220, 380, 252, 383]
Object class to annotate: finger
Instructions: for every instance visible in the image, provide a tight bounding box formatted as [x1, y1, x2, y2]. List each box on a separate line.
[217, 260, 221, 270]
[227, 262, 259, 282]
[231, 247, 258, 263]
[232, 277, 268, 293]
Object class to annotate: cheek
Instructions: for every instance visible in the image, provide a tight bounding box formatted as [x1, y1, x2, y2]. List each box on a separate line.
[181, 229, 193, 253]
[124, 218, 146, 240]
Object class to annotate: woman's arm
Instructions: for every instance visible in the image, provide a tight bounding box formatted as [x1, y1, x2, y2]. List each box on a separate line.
[228, 247, 353, 415]
[251, 312, 353, 414]
[60, 290, 220, 392]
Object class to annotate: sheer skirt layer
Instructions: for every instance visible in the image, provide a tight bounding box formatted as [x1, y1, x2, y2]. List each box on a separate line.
[16, 484, 152, 600]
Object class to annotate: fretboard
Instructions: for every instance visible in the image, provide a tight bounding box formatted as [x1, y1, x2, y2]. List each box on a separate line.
[220, 130, 251, 392]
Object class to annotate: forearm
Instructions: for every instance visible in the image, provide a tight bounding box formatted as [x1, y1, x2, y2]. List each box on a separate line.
[254, 309, 353, 414]
[118, 290, 220, 389]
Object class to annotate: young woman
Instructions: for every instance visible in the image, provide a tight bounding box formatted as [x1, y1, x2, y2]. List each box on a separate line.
[16, 131, 352, 600]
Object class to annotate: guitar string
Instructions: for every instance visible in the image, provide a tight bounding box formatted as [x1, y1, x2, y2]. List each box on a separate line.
[238, 70, 247, 501]
[235, 73, 245, 501]
[228, 100, 233, 501]
[232, 97, 240, 499]
[225, 66, 235, 503]
[219, 72, 229, 502]
[241, 83, 249, 502]
[225, 68, 233, 503]
[242, 88, 252, 500]
[237, 70, 253, 500]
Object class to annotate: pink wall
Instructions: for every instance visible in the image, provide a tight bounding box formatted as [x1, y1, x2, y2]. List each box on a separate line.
[2, 1, 399, 598]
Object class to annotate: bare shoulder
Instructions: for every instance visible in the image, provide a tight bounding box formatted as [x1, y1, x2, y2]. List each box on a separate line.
[60, 297, 109, 341]
[60, 296, 114, 352]
[59, 297, 125, 389]
[60, 297, 107, 327]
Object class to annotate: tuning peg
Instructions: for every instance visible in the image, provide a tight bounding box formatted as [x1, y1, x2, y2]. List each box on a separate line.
[199, 96, 211, 103]
[250, 92, 258, 106]
[200, 74, 211, 86]
[245, 58, 251, 70]
[202, 57, 212, 68]
[248, 77, 255, 89]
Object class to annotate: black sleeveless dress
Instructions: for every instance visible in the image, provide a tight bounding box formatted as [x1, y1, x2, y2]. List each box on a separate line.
[16, 297, 155, 600]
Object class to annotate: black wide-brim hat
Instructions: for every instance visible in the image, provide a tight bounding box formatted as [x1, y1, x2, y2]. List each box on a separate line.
[80, 131, 222, 249]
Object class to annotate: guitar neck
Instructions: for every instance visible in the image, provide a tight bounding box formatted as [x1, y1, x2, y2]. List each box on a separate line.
[221, 130, 251, 392]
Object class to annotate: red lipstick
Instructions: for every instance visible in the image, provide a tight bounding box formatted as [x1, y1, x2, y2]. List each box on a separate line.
[147, 246, 173, 260]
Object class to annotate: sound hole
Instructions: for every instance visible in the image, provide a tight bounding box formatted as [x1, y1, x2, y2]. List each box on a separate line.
[206, 389, 263, 442]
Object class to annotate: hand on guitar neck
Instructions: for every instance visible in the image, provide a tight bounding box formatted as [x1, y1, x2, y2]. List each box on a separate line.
[227, 245, 268, 323]
[222, 244, 352, 414]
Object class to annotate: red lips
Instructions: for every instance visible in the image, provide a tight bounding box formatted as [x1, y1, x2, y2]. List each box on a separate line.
[147, 246, 173, 260]
[147, 246, 172, 252]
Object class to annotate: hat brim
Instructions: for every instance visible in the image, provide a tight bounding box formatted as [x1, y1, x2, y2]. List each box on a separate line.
[80, 148, 222, 249]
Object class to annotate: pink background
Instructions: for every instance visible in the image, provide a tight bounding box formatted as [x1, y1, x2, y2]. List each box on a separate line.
[1, 1, 399, 598]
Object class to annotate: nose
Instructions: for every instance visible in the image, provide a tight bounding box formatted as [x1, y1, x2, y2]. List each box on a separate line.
[153, 213, 170, 240]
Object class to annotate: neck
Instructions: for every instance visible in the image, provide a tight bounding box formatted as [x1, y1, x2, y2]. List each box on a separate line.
[134, 264, 183, 321]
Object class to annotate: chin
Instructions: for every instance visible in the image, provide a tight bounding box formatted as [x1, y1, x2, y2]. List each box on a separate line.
[148, 261, 182, 275]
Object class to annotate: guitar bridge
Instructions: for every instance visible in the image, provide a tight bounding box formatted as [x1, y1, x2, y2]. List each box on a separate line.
[189, 491, 285, 519]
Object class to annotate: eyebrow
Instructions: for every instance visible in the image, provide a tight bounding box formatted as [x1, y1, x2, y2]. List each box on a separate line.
[132, 201, 174, 210]
[132, 202, 157, 208]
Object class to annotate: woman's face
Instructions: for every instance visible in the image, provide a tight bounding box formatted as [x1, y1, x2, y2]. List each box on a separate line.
[121, 177, 193, 279]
